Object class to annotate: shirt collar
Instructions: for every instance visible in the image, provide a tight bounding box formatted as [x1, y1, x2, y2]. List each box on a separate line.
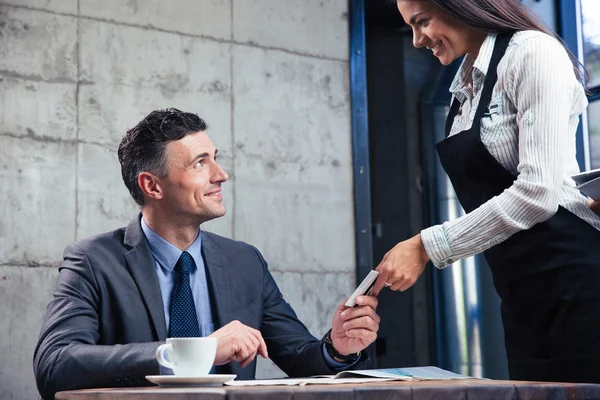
[449, 33, 497, 101]
[141, 216, 203, 273]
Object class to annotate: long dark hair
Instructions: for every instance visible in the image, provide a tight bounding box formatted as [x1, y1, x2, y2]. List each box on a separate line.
[426, 0, 589, 87]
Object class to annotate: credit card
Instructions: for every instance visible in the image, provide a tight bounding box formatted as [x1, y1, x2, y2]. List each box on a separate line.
[344, 270, 379, 307]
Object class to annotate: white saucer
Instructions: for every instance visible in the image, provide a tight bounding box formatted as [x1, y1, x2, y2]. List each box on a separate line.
[146, 374, 236, 387]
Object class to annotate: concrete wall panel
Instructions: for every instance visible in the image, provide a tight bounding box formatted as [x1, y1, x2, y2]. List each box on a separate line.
[233, 0, 348, 60]
[0, 6, 77, 81]
[232, 45, 353, 272]
[78, 21, 231, 146]
[232, 46, 351, 178]
[76, 143, 139, 239]
[80, 0, 232, 40]
[0, 77, 77, 141]
[0, 0, 76, 14]
[234, 182, 354, 272]
[0, 136, 76, 264]
[79, 21, 230, 96]
[0, 266, 59, 400]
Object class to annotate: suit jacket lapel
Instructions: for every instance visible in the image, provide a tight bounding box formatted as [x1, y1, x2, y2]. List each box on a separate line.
[123, 215, 167, 341]
[201, 232, 233, 330]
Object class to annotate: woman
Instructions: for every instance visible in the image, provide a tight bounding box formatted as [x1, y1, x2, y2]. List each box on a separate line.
[371, 0, 600, 383]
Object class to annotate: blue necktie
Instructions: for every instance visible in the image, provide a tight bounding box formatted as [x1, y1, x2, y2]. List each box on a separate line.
[168, 251, 201, 338]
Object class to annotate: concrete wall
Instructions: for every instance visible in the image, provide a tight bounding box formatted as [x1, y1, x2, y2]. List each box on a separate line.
[0, 1, 354, 398]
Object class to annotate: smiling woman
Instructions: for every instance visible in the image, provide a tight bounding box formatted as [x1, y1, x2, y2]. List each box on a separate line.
[371, 0, 600, 385]
[397, 1, 487, 65]
[396, 0, 586, 81]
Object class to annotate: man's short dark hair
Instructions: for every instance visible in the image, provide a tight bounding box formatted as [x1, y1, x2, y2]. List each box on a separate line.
[118, 108, 207, 206]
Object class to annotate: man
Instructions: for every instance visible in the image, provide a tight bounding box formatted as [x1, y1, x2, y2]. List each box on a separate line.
[34, 108, 380, 399]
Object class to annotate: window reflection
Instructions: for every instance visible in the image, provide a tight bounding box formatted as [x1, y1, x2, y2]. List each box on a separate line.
[588, 101, 600, 168]
[581, 0, 600, 88]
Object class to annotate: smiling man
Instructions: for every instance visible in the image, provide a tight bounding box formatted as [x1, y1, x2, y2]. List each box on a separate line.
[33, 108, 379, 400]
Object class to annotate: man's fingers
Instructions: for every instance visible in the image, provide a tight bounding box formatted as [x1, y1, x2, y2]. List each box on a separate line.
[240, 355, 257, 368]
[354, 295, 378, 310]
[244, 333, 259, 355]
[231, 349, 252, 363]
[245, 330, 260, 351]
[336, 297, 351, 312]
[249, 328, 269, 358]
[233, 339, 251, 361]
[236, 336, 258, 367]
[257, 337, 268, 358]
[237, 331, 261, 362]
[231, 349, 249, 362]
[235, 348, 257, 366]
[363, 306, 381, 324]
[342, 303, 380, 322]
[215, 321, 268, 364]
[342, 316, 379, 332]
[345, 328, 377, 342]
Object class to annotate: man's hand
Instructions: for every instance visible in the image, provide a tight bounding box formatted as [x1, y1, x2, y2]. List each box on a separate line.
[330, 296, 379, 358]
[371, 233, 430, 296]
[208, 320, 268, 368]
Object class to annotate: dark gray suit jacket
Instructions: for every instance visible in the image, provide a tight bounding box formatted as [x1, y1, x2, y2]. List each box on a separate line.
[33, 216, 367, 399]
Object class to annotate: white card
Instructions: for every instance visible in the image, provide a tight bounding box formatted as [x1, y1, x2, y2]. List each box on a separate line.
[344, 270, 379, 307]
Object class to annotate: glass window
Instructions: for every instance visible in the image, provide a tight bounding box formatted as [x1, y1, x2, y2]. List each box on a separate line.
[581, 0, 600, 88]
[581, 0, 600, 169]
[588, 101, 600, 168]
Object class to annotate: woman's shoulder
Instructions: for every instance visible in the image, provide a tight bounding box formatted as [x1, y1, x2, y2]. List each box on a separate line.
[503, 30, 571, 70]
[507, 30, 567, 55]
[499, 29, 583, 102]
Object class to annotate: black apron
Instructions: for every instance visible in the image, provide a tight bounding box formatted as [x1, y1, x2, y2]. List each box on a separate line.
[437, 32, 600, 383]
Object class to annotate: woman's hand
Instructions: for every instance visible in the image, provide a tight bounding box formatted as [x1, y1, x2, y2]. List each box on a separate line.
[371, 234, 430, 296]
[590, 198, 600, 216]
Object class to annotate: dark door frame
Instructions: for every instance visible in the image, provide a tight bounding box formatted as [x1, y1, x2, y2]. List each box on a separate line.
[349, 0, 373, 283]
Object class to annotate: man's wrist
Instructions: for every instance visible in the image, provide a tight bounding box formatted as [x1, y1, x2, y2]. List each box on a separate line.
[321, 329, 360, 363]
[332, 355, 354, 364]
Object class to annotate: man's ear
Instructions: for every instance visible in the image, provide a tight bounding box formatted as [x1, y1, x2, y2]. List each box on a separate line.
[138, 172, 165, 201]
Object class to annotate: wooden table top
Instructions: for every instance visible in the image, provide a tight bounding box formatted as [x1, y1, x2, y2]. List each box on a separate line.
[55, 378, 600, 400]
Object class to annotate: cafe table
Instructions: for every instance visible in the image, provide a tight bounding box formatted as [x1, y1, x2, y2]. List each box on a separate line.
[55, 379, 600, 400]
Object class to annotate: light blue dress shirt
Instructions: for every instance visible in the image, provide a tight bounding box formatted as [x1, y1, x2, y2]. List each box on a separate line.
[141, 217, 214, 336]
[140, 217, 355, 372]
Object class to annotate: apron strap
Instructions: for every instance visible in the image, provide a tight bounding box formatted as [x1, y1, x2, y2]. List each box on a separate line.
[445, 32, 515, 138]
[471, 32, 513, 130]
[445, 98, 461, 136]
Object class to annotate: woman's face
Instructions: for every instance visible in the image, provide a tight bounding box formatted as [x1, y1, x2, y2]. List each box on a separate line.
[397, 0, 483, 65]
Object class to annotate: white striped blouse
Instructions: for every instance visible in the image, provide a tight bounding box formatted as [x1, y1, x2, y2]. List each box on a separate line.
[421, 30, 600, 269]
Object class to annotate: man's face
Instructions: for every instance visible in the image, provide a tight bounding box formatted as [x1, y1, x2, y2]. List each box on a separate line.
[158, 131, 228, 224]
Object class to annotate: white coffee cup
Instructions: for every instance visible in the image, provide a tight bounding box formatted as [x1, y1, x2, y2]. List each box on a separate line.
[156, 337, 217, 376]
